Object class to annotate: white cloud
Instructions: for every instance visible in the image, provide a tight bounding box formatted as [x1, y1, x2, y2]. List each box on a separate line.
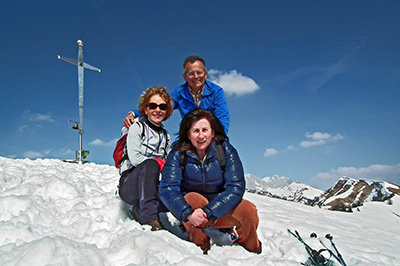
[208, 69, 260, 97]
[18, 125, 29, 133]
[264, 148, 279, 157]
[23, 111, 54, 123]
[269, 132, 344, 158]
[89, 138, 118, 147]
[287, 145, 296, 150]
[22, 148, 74, 161]
[300, 139, 327, 148]
[23, 150, 51, 159]
[305, 132, 331, 140]
[300, 132, 344, 148]
[310, 162, 400, 189]
[53, 148, 75, 157]
[332, 134, 345, 141]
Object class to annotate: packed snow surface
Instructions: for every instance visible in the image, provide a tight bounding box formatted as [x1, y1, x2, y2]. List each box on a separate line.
[0, 157, 399, 265]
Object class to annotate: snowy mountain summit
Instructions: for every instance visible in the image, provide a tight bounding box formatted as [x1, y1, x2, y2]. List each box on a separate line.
[312, 176, 400, 212]
[245, 174, 323, 204]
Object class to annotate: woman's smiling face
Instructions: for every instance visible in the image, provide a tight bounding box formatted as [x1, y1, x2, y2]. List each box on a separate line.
[144, 94, 167, 125]
[188, 118, 215, 158]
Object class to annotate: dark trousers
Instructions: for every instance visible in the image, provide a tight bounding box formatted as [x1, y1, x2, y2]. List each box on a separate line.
[182, 192, 262, 254]
[119, 159, 161, 224]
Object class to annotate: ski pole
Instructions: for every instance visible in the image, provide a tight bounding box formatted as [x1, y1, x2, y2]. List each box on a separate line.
[288, 230, 325, 266]
[311, 233, 342, 265]
[325, 234, 347, 266]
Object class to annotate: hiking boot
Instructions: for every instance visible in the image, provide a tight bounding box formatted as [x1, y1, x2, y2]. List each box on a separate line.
[128, 206, 140, 222]
[219, 227, 238, 243]
[146, 220, 164, 231]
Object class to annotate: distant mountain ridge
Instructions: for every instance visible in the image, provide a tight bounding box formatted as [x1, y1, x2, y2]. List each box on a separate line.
[244, 174, 323, 205]
[312, 176, 400, 212]
[244, 174, 400, 212]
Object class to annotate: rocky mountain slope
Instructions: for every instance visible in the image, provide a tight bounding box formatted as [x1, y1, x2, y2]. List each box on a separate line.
[245, 174, 400, 213]
[312, 176, 400, 212]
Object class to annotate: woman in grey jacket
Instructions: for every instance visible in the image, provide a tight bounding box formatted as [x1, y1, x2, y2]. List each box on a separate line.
[160, 109, 261, 254]
[119, 86, 173, 231]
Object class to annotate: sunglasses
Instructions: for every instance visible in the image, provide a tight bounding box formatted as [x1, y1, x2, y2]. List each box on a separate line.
[148, 102, 168, 111]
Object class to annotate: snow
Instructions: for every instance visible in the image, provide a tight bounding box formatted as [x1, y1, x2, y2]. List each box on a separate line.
[324, 187, 354, 205]
[245, 174, 323, 201]
[1, 156, 399, 266]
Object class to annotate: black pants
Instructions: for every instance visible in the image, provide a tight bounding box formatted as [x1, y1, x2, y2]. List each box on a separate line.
[119, 159, 161, 224]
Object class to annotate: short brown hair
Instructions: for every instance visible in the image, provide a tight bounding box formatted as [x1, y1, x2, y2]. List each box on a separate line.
[183, 55, 206, 74]
[138, 86, 174, 121]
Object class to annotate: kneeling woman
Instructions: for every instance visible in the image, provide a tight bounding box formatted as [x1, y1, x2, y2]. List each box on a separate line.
[160, 109, 262, 254]
[119, 86, 173, 231]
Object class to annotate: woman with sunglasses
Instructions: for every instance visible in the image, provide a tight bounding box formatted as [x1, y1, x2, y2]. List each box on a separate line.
[118, 86, 173, 231]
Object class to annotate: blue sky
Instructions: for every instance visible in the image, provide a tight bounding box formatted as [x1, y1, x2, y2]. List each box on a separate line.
[1, 1, 399, 189]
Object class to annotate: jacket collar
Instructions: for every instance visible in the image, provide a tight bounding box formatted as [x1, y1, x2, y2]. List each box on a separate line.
[186, 140, 218, 161]
[143, 117, 164, 132]
[182, 80, 213, 102]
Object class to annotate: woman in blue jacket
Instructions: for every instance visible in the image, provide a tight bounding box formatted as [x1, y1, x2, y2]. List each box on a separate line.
[159, 109, 261, 254]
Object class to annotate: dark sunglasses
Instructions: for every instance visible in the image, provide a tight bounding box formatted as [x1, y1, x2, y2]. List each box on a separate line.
[148, 102, 168, 111]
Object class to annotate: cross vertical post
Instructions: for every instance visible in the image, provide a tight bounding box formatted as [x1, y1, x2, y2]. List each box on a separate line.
[58, 40, 101, 164]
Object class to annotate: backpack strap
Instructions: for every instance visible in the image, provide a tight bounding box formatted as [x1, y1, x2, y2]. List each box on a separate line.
[179, 151, 188, 169]
[215, 140, 226, 172]
[162, 128, 169, 158]
[137, 116, 147, 139]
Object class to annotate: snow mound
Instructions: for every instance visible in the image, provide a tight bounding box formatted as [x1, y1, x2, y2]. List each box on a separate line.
[1, 157, 399, 265]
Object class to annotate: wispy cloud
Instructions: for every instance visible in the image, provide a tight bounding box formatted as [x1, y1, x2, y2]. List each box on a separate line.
[23, 111, 54, 123]
[306, 60, 345, 92]
[300, 132, 344, 148]
[89, 138, 118, 147]
[310, 162, 400, 189]
[208, 69, 260, 97]
[18, 125, 29, 133]
[52, 148, 75, 157]
[22, 148, 74, 160]
[23, 150, 51, 159]
[264, 131, 344, 157]
[19, 111, 55, 135]
[270, 60, 345, 92]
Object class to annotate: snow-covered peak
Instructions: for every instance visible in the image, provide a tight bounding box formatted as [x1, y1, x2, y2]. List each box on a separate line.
[314, 176, 400, 211]
[262, 174, 292, 188]
[245, 173, 323, 204]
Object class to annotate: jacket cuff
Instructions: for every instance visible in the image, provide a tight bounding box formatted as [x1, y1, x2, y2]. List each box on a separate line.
[129, 110, 141, 118]
[202, 206, 217, 221]
[181, 207, 194, 222]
